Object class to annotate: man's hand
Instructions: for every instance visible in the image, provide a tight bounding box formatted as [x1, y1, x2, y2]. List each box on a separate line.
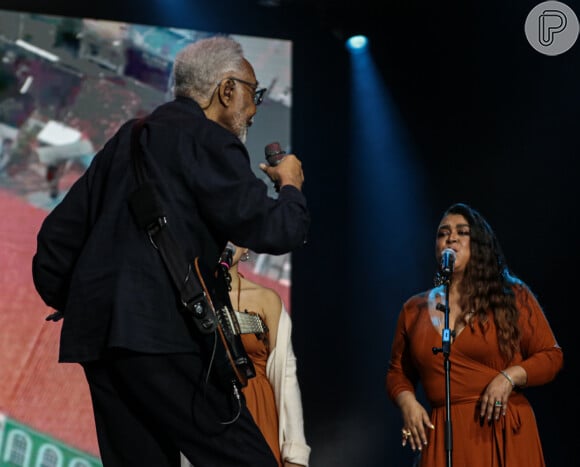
[259, 154, 304, 191]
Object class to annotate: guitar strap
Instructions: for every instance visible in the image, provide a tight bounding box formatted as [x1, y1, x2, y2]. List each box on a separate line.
[127, 118, 256, 398]
[127, 117, 217, 335]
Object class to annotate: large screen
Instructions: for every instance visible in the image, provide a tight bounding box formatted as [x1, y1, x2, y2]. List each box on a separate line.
[0, 9, 292, 466]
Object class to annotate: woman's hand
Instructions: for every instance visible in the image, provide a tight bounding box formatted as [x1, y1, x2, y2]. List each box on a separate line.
[396, 391, 434, 451]
[479, 368, 520, 421]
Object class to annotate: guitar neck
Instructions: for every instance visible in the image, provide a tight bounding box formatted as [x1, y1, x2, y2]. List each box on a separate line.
[235, 310, 268, 335]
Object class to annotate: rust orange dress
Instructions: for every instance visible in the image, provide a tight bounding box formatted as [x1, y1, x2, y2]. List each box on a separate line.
[241, 332, 282, 467]
[386, 285, 563, 467]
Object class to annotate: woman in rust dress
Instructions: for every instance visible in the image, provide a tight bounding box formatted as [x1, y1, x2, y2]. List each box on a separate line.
[385, 202, 563, 467]
[230, 245, 310, 467]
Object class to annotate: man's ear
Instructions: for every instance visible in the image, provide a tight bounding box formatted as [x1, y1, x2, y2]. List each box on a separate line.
[217, 79, 235, 106]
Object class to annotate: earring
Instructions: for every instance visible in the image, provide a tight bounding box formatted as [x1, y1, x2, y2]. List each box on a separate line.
[241, 251, 250, 262]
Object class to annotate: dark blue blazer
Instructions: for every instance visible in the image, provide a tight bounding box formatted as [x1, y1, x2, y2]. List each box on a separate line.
[32, 97, 309, 362]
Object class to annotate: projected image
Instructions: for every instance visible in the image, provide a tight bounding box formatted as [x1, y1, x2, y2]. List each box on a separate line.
[0, 9, 292, 465]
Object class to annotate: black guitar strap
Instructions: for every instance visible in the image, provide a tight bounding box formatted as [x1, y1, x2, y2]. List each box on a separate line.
[127, 118, 217, 335]
[127, 118, 256, 399]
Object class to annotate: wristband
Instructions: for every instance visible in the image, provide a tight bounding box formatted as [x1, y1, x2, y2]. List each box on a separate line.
[500, 370, 515, 388]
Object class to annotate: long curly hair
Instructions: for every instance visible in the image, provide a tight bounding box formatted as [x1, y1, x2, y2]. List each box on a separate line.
[435, 203, 524, 362]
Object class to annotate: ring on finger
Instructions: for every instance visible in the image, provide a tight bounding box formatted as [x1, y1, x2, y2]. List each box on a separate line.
[494, 400, 503, 407]
[401, 428, 411, 437]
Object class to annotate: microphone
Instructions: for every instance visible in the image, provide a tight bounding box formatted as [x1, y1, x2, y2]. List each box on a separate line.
[219, 242, 236, 270]
[264, 142, 286, 166]
[440, 248, 456, 277]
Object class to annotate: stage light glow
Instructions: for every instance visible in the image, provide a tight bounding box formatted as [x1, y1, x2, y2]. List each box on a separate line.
[346, 35, 368, 52]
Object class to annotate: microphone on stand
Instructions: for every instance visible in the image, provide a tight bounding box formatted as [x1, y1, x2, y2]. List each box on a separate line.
[440, 248, 456, 277]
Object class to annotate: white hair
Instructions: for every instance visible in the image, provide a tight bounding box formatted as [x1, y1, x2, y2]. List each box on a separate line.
[171, 35, 246, 103]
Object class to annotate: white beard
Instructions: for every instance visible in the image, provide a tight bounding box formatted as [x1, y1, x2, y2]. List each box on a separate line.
[238, 126, 248, 144]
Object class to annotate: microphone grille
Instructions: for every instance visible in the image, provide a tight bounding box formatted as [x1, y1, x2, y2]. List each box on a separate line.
[264, 142, 286, 166]
[265, 142, 283, 157]
[442, 248, 456, 259]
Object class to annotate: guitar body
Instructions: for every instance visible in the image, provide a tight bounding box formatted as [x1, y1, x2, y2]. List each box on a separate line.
[193, 257, 255, 389]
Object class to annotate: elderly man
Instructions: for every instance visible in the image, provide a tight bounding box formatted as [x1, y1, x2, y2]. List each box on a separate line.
[32, 36, 309, 467]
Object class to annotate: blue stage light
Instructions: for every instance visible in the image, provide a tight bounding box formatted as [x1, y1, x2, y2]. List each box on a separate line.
[346, 35, 368, 52]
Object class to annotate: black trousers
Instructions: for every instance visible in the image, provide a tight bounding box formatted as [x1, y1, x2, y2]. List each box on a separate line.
[82, 350, 277, 467]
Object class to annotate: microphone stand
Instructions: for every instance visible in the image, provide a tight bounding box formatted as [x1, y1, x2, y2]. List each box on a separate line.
[432, 273, 453, 467]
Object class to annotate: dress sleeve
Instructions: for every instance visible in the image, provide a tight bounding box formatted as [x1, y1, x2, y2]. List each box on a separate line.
[515, 286, 563, 387]
[385, 299, 420, 402]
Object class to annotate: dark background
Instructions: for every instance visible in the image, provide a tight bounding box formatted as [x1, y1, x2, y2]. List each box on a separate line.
[2, 0, 577, 465]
